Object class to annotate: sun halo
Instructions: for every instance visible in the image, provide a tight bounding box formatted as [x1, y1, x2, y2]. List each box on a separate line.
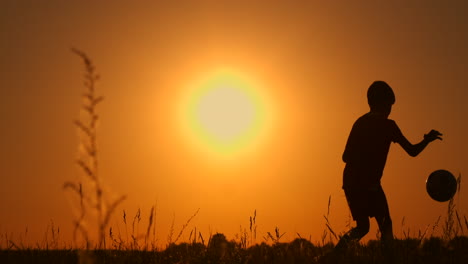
[180, 69, 268, 157]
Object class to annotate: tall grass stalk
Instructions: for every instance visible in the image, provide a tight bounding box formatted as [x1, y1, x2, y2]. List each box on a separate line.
[131, 209, 142, 249]
[123, 210, 129, 246]
[249, 210, 257, 246]
[166, 209, 200, 247]
[167, 213, 175, 246]
[443, 173, 462, 240]
[144, 206, 155, 250]
[64, 48, 126, 249]
[322, 195, 338, 244]
[173, 208, 200, 244]
[265, 226, 286, 244]
[430, 216, 441, 237]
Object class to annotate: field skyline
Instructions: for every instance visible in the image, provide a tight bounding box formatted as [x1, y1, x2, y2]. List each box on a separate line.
[1, 1, 468, 247]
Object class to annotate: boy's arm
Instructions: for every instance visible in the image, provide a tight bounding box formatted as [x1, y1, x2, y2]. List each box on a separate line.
[398, 130, 442, 157]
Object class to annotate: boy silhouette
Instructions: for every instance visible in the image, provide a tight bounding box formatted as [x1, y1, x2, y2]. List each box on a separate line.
[336, 81, 442, 249]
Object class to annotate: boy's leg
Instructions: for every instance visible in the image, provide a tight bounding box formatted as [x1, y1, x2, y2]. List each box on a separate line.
[347, 216, 371, 240]
[376, 215, 393, 242]
[376, 214, 394, 263]
[336, 188, 371, 250]
[335, 216, 370, 250]
[374, 187, 393, 242]
[374, 187, 394, 263]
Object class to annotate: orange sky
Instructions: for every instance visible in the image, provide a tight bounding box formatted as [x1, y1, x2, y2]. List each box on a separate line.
[1, 1, 467, 247]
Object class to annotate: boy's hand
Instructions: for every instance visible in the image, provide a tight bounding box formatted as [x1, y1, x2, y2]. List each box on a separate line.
[424, 130, 443, 142]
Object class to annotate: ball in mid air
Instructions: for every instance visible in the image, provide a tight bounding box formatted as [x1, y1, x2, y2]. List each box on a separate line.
[426, 170, 457, 202]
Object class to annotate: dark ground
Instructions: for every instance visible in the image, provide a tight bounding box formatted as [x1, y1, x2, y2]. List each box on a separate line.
[1, 236, 467, 264]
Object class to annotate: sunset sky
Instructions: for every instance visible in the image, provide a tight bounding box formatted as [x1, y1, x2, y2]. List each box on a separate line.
[1, 0, 467, 246]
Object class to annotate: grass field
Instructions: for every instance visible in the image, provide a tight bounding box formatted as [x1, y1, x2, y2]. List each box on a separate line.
[1, 235, 468, 264]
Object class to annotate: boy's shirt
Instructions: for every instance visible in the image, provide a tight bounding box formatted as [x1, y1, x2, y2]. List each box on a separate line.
[342, 112, 404, 190]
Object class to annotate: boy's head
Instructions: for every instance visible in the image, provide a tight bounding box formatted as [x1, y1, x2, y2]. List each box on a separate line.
[367, 81, 395, 116]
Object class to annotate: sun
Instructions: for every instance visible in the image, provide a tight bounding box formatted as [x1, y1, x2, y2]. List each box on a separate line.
[196, 85, 254, 142]
[180, 69, 268, 156]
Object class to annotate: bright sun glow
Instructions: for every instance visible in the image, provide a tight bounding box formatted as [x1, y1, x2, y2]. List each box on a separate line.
[197, 86, 254, 142]
[180, 69, 269, 156]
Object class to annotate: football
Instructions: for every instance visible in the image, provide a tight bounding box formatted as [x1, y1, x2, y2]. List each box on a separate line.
[426, 170, 457, 202]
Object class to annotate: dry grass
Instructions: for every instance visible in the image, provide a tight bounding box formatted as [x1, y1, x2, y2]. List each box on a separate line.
[1, 198, 468, 263]
[166, 208, 200, 247]
[63, 48, 126, 249]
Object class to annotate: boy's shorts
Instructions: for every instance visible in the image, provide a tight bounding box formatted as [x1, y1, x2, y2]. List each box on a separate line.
[344, 185, 390, 220]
